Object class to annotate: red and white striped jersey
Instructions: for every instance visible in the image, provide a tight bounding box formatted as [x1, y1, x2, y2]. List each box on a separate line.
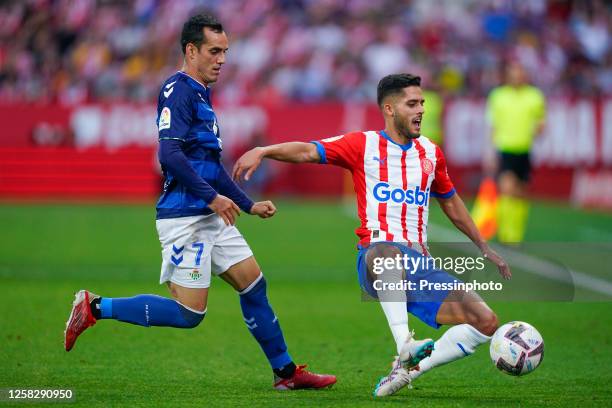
[312, 130, 455, 251]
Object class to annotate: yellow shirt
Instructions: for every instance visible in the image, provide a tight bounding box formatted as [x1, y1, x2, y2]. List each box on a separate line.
[422, 90, 443, 145]
[487, 85, 546, 153]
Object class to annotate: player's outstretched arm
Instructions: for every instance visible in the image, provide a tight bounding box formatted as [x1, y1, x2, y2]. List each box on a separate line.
[437, 193, 512, 279]
[232, 142, 320, 181]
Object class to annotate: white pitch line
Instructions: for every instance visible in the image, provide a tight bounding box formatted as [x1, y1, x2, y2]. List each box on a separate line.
[428, 223, 612, 298]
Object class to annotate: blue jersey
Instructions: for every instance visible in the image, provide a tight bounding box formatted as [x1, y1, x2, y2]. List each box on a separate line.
[155, 71, 252, 219]
[157, 71, 221, 151]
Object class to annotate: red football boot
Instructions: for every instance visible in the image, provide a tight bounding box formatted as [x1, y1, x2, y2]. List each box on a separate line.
[64, 290, 98, 351]
[273, 364, 336, 390]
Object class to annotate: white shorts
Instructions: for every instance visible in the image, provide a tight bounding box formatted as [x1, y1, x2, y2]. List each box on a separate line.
[156, 214, 253, 289]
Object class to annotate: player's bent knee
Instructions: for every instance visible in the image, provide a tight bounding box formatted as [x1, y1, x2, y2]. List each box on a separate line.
[477, 310, 498, 336]
[177, 303, 206, 328]
[167, 282, 209, 315]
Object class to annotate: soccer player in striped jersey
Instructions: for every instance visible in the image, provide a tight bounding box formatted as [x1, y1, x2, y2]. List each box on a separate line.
[233, 74, 512, 397]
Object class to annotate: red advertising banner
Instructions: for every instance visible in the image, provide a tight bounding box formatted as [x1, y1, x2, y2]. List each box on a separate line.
[1, 99, 610, 207]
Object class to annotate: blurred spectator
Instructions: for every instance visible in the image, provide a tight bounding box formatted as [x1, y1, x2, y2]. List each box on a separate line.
[0, 0, 609, 105]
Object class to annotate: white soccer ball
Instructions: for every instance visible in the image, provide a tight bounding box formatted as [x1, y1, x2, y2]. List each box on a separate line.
[490, 321, 544, 376]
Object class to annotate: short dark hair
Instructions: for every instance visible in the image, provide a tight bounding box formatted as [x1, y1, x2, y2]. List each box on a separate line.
[181, 14, 224, 54]
[377, 74, 421, 106]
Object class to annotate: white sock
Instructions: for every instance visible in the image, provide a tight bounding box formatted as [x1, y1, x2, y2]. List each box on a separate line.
[380, 301, 410, 354]
[376, 262, 409, 355]
[411, 324, 490, 380]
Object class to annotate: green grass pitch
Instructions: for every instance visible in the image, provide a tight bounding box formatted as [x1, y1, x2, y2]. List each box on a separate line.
[1, 200, 611, 407]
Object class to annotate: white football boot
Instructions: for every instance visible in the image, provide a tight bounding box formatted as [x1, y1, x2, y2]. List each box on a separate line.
[373, 331, 435, 397]
[399, 330, 435, 369]
[372, 357, 411, 397]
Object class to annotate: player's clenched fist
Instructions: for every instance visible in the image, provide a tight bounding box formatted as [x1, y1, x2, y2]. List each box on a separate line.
[232, 147, 264, 181]
[208, 194, 241, 225]
[250, 201, 276, 219]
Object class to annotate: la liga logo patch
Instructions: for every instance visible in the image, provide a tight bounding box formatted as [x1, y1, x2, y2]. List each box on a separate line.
[421, 158, 434, 175]
[158, 107, 171, 131]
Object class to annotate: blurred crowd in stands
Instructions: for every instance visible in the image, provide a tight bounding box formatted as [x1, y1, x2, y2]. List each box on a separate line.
[0, 0, 610, 105]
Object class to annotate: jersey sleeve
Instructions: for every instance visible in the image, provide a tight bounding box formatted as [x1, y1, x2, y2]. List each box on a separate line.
[310, 132, 364, 170]
[431, 146, 456, 198]
[158, 82, 193, 141]
[158, 139, 218, 204]
[216, 165, 254, 213]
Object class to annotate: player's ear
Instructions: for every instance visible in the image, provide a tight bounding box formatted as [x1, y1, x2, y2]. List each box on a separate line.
[382, 102, 394, 118]
[186, 43, 197, 60]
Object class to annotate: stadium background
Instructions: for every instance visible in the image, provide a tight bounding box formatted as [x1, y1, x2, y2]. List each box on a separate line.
[1, 0, 611, 407]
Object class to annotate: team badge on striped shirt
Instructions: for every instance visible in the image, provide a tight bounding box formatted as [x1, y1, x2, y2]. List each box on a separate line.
[421, 158, 434, 175]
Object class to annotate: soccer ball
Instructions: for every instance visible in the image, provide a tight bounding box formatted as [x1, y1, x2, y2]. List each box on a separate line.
[490, 321, 544, 376]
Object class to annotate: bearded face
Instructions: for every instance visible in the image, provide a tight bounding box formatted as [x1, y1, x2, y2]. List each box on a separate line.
[388, 86, 425, 139]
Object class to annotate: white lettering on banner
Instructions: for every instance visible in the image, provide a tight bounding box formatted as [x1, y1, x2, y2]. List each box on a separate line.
[602, 100, 612, 165]
[71, 105, 157, 149]
[443, 101, 489, 166]
[571, 170, 612, 209]
[108, 106, 157, 148]
[214, 107, 267, 151]
[443, 99, 599, 167]
[70, 105, 267, 151]
[70, 107, 103, 148]
[532, 100, 596, 166]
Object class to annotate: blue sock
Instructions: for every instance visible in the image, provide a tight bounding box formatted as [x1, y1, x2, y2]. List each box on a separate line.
[99, 295, 205, 328]
[239, 275, 292, 369]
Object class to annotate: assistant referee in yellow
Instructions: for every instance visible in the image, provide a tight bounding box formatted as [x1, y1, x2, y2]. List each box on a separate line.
[487, 62, 546, 243]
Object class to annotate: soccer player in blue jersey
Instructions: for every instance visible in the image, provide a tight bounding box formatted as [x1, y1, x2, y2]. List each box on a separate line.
[64, 14, 336, 390]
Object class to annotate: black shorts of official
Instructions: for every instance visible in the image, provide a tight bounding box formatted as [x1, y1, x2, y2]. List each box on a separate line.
[498, 152, 531, 182]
